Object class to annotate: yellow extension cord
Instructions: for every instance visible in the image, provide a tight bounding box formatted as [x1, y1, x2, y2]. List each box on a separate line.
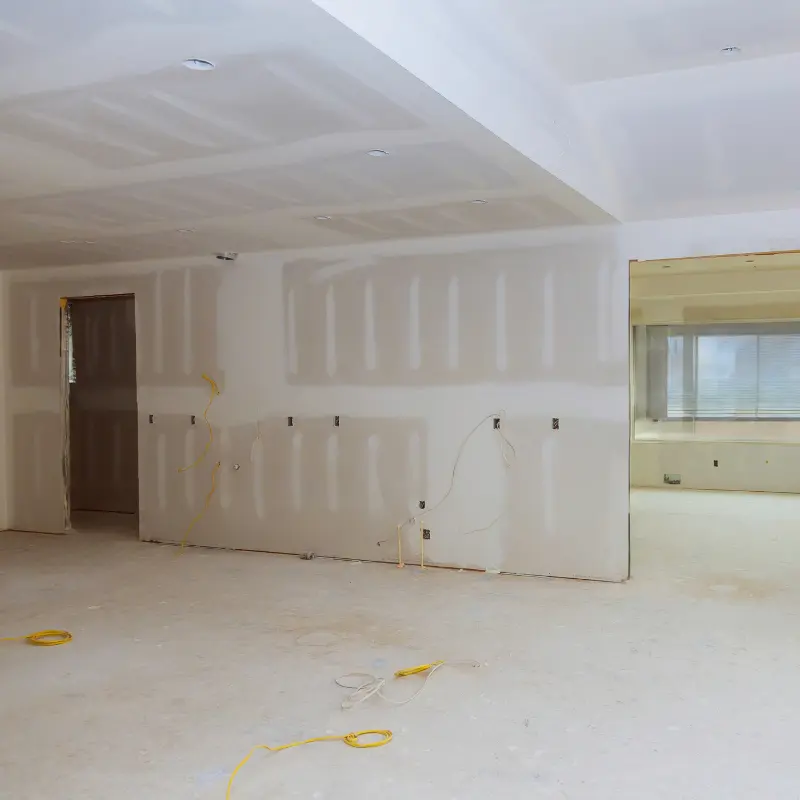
[0, 630, 72, 646]
[226, 730, 392, 799]
[227, 662, 449, 796]
[177, 373, 220, 549]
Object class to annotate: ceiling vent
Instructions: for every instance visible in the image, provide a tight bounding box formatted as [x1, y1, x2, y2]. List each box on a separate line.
[215, 252, 238, 262]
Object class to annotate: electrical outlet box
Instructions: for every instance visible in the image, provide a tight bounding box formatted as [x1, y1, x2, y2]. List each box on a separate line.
[713, 459, 718, 467]
[663, 473, 681, 485]
[552, 417, 559, 430]
[287, 416, 294, 427]
[422, 529, 431, 540]
[419, 500, 426, 510]
[334, 415, 340, 427]
[493, 417, 501, 429]
[190, 415, 196, 425]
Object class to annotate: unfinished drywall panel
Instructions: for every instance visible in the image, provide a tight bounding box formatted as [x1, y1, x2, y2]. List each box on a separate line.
[284, 240, 624, 387]
[11, 412, 63, 533]
[6, 266, 223, 534]
[149, 415, 426, 562]
[505, 416, 628, 580]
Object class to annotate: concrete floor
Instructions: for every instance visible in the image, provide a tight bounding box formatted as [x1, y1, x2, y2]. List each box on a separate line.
[2, 490, 800, 799]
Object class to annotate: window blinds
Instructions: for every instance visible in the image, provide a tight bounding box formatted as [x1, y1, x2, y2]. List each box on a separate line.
[644, 323, 800, 420]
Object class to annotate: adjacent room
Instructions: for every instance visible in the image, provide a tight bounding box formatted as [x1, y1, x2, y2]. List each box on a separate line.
[2, 1, 800, 798]
[630, 252, 800, 589]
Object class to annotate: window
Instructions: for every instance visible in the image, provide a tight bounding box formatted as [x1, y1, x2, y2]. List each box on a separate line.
[640, 323, 800, 420]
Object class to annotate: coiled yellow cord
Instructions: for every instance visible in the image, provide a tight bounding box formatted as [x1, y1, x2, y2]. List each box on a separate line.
[0, 630, 72, 646]
[178, 373, 219, 474]
[226, 730, 392, 799]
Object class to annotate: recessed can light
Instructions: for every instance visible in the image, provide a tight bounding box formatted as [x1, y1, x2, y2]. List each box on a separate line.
[470, 199, 488, 204]
[176, 228, 196, 234]
[720, 46, 741, 54]
[366, 149, 389, 157]
[315, 215, 332, 220]
[183, 58, 216, 71]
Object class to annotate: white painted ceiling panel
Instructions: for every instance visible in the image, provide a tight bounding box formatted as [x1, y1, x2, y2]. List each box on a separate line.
[489, 0, 800, 83]
[0, 0, 610, 269]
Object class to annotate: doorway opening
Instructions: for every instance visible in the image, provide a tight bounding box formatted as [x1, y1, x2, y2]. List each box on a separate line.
[62, 294, 139, 536]
[629, 249, 800, 588]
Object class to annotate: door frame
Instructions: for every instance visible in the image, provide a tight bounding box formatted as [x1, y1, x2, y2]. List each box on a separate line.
[59, 292, 138, 531]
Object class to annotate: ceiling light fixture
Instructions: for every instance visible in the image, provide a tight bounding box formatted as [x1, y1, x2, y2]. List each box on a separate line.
[366, 149, 389, 157]
[315, 215, 332, 220]
[60, 239, 95, 244]
[183, 58, 216, 71]
[720, 46, 741, 54]
[176, 228, 196, 233]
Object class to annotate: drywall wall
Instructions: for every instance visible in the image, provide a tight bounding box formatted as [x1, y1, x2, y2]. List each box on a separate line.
[2, 225, 629, 581]
[630, 251, 800, 493]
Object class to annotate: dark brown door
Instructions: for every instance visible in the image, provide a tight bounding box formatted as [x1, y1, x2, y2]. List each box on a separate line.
[69, 296, 139, 514]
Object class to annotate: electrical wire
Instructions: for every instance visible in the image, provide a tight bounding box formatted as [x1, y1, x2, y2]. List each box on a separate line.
[179, 460, 220, 550]
[380, 412, 517, 563]
[335, 659, 480, 709]
[178, 373, 219, 474]
[177, 373, 221, 550]
[226, 730, 392, 799]
[0, 630, 72, 646]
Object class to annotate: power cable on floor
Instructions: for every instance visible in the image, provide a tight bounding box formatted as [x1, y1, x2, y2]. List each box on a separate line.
[0, 629, 72, 646]
[226, 730, 392, 799]
[335, 659, 480, 709]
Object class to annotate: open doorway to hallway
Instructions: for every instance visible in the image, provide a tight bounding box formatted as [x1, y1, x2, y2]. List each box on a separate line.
[629, 250, 800, 591]
[64, 295, 139, 536]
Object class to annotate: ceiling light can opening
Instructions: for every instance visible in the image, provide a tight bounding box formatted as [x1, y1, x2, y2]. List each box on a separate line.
[315, 215, 332, 220]
[183, 58, 216, 71]
[470, 199, 488, 204]
[720, 46, 741, 54]
[366, 149, 389, 158]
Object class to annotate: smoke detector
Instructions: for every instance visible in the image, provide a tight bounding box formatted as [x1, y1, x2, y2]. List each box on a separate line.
[215, 252, 238, 262]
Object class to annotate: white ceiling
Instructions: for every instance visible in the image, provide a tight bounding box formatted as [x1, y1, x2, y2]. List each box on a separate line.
[0, 0, 609, 270]
[2, 0, 800, 270]
[492, 0, 800, 84]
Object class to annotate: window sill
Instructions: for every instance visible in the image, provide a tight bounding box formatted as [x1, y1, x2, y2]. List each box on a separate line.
[633, 420, 800, 445]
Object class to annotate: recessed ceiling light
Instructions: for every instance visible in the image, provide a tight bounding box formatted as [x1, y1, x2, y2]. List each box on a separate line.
[366, 149, 389, 157]
[60, 239, 78, 244]
[470, 199, 488, 204]
[183, 58, 215, 71]
[176, 228, 196, 234]
[315, 215, 332, 220]
[661, 264, 671, 269]
[720, 46, 741, 54]
[60, 239, 95, 244]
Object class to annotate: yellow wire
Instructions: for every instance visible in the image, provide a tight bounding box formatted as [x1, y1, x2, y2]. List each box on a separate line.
[394, 660, 443, 678]
[0, 630, 72, 646]
[179, 460, 221, 550]
[178, 373, 219, 474]
[226, 730, 392, 799]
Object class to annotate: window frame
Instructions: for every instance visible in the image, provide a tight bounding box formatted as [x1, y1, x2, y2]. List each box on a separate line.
[636, 322, 800, 423]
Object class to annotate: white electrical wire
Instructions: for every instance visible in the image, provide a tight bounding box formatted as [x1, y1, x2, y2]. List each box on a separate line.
[378, 412, 517, 547]
[335, 661, 480, 709]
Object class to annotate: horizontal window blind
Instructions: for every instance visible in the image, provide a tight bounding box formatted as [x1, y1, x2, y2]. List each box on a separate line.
[643, 322, 800, 420]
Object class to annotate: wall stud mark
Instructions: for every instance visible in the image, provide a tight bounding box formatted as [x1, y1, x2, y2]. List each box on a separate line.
[552, 418, 559, 430]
